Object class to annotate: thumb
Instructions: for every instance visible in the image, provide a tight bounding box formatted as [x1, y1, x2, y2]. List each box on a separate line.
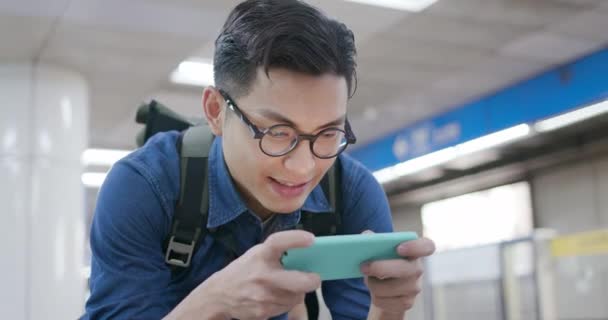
[263, 230, 315, 260]
[362, 230, 375, 235]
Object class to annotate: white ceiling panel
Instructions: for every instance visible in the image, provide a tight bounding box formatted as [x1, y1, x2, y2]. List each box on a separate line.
[348, 78, 407, 114]
[0, 15, 54, 60]
[350, 96, 438, 146]
[499, 31, 605, 64]
[465, 55, 551, 83]
[3, 0, 608, 150]
[44, 22, 205, 60]
[552, 0, 608, 6]
[310, 0, 410, 43]
[359, 35, 491, 69]
[550, 9, 608, 42]
[430, 71, 516, 100]
[0, 0, 71, 18]
[390, 12, 533, 51]
[62, 0, 227, 38]
[356, 58, 447, 89]
[429, 0, 590, 28]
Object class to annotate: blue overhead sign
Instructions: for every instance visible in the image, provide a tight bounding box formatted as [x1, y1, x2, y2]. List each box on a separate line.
[349, 47, 608, 172]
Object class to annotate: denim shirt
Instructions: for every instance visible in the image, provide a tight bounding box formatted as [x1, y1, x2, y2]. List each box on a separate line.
[84, 131, 393, 319]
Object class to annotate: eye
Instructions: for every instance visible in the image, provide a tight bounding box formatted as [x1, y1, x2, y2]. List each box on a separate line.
[321, 131, 337, 138]
[269, 130, 289, 137]
[266, 125, 295, 139]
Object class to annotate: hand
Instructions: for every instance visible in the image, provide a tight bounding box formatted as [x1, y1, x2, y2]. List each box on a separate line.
[165, 230, 321, 320]
[360, 231, 435, 318]
[287, 301, 308, 320]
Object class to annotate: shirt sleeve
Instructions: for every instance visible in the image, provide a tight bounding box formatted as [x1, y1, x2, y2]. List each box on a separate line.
[83, 161, 177, 320]
[322, 156, 394, 319]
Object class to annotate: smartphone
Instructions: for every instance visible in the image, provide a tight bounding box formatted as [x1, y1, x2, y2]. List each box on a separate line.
[281, 232, 418, 281]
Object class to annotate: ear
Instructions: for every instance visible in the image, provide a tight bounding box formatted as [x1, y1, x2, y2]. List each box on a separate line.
[202, 86, 224, 136]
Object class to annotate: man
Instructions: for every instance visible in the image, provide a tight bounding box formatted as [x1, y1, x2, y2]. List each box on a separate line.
[84, 0, 435, 319]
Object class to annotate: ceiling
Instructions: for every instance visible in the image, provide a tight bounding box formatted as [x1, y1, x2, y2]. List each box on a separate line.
[2, 0, 608, 150]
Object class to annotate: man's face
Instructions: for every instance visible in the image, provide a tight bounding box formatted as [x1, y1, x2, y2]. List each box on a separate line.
[219, 68, 348, 218]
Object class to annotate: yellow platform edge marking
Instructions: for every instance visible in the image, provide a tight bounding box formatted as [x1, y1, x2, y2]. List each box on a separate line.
[551, 229, 608, 257]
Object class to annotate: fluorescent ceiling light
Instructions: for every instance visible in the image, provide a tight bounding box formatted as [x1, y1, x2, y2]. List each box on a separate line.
[81, 172, 107, 188]
[374, 147, 458, 184]
[81, 148, 131, 167]
[534, 99, 608, 132]
[343, 0, 438, 12]
[373, 124, 531, 184]
[456, 124, 531, 155]
[170, 59, 214, 87]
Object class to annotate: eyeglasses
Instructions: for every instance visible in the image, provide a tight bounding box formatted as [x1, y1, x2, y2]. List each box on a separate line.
[219, 89, 357, 159]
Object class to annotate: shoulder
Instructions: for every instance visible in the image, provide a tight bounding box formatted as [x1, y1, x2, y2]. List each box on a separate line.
[336, 152, 393, 233]
[115, 131, 181, 217]
[337, 152, 380, 196]
[90, 131, 183, 255]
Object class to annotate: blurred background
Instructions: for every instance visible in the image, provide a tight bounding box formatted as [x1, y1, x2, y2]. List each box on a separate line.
[1, 0, 608, 319]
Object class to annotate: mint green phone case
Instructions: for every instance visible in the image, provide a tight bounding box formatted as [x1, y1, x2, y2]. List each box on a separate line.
[281, 232, 418, 281]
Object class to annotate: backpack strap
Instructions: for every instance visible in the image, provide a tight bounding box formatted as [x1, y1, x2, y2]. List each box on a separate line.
[297, 159, 343, 236]
[164, 126, 214, 268]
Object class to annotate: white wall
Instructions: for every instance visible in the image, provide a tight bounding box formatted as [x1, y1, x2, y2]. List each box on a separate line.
[532, 153, 608, 233]
[392, 205, 423, 235]
[597, 156, 608, 226]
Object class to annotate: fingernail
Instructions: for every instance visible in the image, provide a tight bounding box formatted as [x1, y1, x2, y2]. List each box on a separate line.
[398, 243, 409, 254]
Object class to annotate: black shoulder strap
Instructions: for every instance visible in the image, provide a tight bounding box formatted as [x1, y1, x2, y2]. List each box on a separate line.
[298, 159, 343, 236]
[164, 126, 214, 268]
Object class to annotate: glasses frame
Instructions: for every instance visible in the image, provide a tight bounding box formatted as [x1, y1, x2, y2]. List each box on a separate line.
[218, 89, 357, 159]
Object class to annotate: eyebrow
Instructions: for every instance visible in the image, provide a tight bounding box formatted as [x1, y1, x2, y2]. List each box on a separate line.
[254, 109, 346, 131]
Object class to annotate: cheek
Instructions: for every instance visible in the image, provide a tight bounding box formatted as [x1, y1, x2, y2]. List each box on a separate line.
[233, 137, 277, 181]
[316, 159, 335, 179]
[224, 124, 259, 161]
[302, 158, 335, 190]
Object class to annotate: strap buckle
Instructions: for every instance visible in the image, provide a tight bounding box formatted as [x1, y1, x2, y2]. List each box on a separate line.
[165, 236, 195, 267]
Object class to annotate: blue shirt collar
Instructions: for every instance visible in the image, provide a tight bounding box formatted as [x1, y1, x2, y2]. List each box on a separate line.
[207, 137, 332, 229]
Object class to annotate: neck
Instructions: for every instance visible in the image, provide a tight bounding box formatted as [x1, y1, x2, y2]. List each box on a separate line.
[231, 178, 274, 221]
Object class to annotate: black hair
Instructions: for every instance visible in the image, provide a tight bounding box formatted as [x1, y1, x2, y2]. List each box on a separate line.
[214, 0, 357, 98]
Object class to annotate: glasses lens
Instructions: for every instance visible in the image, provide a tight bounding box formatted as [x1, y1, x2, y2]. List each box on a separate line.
[260, 125, 298, 156]
[312, 128, 347, 158]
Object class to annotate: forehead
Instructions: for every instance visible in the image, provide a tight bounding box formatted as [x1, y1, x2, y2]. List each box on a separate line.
[241, 68, 349, 124]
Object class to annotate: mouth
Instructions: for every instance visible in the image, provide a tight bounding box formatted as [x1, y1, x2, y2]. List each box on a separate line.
[268, 177, 311, 198]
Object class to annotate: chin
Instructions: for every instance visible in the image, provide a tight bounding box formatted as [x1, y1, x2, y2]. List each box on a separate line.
[266, 198, 307, 214]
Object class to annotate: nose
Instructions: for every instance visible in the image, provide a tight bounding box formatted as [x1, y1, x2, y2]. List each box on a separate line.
[284, 140, 315, 177]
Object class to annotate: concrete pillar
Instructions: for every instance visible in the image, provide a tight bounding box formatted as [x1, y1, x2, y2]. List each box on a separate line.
[0, 63, 89, 319]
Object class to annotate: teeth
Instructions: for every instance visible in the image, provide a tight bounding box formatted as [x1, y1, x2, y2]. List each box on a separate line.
[275, 179, 299, 187]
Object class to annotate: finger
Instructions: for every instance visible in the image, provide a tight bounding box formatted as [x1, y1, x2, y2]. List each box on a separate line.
[259, 287, 306, 307]
[362, 259, 423, 279]
[245, 287, 305, 317]
[271, 269, 321, 293]
[362, 229, 374, 234]
[397, 237, 435, 258]
[263, 230, 315, 259]
[366, 277, 422, 298]
[372, 295, 416, 314]
[249, 302, 292, 320]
